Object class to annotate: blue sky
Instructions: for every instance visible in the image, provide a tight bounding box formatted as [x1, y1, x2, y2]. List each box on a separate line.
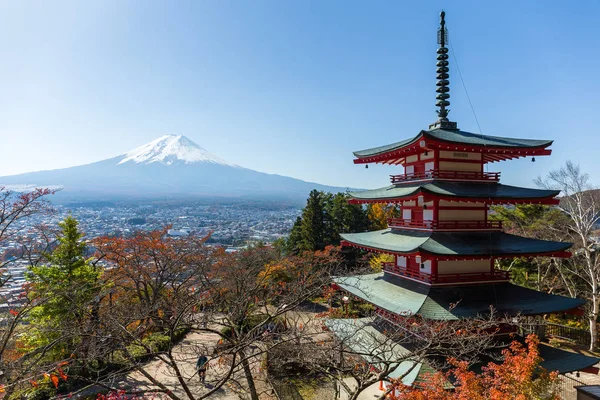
[0, 1, 598, 190]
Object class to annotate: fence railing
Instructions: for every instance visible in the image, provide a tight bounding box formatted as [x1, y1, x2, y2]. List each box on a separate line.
[522, 323, 590, 347]
[390, 170, 500, 184]
[382, 263, 510, 284]
[387, 219, 503, 231]
[557, 374, 588, 400]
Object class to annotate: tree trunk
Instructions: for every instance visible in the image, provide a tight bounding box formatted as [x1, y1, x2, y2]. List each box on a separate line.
[590, 290, 599, 351]
[239, 349, 260, 400]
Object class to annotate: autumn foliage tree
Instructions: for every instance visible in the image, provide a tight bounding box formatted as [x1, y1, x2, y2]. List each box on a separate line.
[397, 335, 559, 400]
[367, 203, 399, 230]
[0, 187, 63, 396]
[85, 229, 344, 400]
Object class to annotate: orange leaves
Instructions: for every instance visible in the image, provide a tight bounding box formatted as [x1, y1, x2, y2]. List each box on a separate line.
[57, 367, 68, 381]
[8, 309, 18, 317]
[399, 335, 560, 400]
[50, 374, 59, 388]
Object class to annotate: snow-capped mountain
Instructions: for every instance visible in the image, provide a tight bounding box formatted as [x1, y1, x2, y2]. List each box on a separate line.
[118, 135, 235, 166]
[0, 135, 347, 203]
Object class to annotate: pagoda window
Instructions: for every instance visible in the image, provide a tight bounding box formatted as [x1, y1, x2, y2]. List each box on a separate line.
[420, 259, 432, 274]
[396, 256, 407, 268]
[402, 209, 412, 222]
[423, 209, 434, 221]
[405, 164, 415, 176]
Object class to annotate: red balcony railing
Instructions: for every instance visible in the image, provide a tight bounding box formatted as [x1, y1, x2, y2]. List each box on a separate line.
[382, 262, 510, 284]
[387, 219, 503, 231]
[382, 262, 432, 282]
[390, 170, 500, 184]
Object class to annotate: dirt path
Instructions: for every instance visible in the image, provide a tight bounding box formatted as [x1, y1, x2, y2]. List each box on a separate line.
[76, 326, 275, 399]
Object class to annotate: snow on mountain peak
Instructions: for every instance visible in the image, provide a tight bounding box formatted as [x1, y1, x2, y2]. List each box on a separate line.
[118, 135, 235, 166]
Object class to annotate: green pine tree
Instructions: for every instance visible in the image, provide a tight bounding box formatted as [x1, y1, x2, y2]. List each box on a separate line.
[26, 216, 102, 358]
[300, 190, 326, 251]
[285, 216, 304, 254]
[286, 191, 371, 253]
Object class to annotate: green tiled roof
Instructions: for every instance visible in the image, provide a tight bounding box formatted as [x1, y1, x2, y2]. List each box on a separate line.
[334, 273, 585, 320]
[340, 229, 572, 256]
[349, 182, 559, 202]
[325, 318, 599, 383]
[325, 317, 427, 385]
[353, 128, 553, 158]
[334, 274, 430, 317]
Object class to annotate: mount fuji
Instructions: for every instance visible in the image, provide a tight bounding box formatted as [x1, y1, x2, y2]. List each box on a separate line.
[0, 135, 349, 203]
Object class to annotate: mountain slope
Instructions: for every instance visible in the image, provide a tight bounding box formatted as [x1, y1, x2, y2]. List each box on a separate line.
[0, 135, 349, 203]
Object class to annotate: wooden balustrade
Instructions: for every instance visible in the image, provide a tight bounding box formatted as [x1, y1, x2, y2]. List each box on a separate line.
[387, 219, 502, 231]
[390, 170, 500, 184]
[382, 262, 510, 284]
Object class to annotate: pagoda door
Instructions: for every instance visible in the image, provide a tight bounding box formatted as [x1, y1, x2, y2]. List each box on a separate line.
[414, 163, 425, 178]
[413, 209, 423, 224]
[407, 256, 420, 275]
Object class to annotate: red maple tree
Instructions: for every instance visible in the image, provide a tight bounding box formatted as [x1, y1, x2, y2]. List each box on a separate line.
[395, 335, 559, 400]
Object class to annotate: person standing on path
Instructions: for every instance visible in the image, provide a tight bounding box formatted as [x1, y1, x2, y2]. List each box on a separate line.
[196, 354, 208, 384]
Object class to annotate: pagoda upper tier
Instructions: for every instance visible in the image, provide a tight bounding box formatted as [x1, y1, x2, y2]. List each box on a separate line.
[353, 127, 553, 165]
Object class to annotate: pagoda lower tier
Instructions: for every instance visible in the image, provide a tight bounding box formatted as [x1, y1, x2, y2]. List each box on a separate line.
[347, 181, 560, 205]
[333, 273, 585, 320]
[325, 317, 600, 388]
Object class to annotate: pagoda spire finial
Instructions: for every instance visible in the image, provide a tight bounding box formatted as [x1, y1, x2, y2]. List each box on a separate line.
[430, 10, 458, 130]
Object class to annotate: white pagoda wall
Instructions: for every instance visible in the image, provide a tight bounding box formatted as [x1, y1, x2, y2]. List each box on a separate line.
[438, 209, 486, 221]
[438, 259, 490, 274]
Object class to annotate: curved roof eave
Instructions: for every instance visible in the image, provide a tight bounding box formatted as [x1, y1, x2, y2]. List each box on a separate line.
[340, 229, 573, 257]
[348, 182, 560, 203]
[352, 129, 553, 160]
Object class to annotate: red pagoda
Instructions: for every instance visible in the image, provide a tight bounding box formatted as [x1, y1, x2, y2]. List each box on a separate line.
[327, 11, 599, 389]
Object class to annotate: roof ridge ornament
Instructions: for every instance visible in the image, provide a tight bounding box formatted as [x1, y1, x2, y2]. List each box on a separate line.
[429, 11, 458, 131]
